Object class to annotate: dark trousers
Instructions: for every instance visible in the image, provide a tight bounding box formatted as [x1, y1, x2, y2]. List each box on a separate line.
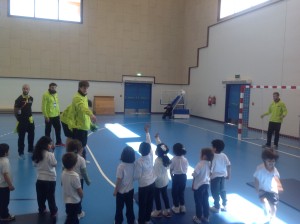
[138, 182, 155, 224]
[210, 177, 227, 209]
[36, 180, 57, 215]
[0, 187, 10, 219]
[154, 185, 170, 210]
[171, 174, 187, 207]
[45, 116, 62, 144]
[73, 129, 88, 159]
[194, 184, 209, 219]
[18, 121, 35, 155]
[115, 189, 135, 224]
[65, 203, 80, 224]
[266, 122, 282, 146]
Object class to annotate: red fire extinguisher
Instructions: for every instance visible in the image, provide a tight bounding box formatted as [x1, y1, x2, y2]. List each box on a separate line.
[212, 96, 216, 105]
[208, 96, 212, 106]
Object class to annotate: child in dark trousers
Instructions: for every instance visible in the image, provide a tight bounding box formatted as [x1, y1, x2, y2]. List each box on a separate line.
[192, 148, 214, 224]
[210, 139, 231, 213]
[162, 104, 173, 119]
[113, 146, 136, 224]
[134, 125, 156, 224]
[170, 143, 189, 214]
[61, 152, 83, 224]
[32, 136, 58, 218]
[0, 144, 15, 222]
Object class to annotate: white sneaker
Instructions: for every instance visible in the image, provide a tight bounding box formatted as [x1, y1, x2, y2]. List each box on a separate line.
[18, 154, 25, 160]
[180, 205, 186, 213]
[193, 215, 202, 224]
[221, 205, 227, 212]
[210, 206, 220, 213]
[171, 206, 180, 214]
[162, 209, 172, 218]
[78, 211, 85, 219]
[151, 210, 162, 218]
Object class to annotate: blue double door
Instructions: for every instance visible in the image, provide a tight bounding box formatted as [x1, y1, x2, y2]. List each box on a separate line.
[124, 83, 152, 114]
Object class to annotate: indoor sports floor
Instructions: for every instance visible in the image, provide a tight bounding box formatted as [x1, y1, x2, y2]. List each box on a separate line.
[1, 113, 300, 224]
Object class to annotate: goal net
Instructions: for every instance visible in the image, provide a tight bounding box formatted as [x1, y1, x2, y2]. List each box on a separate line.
[239, 85, 300, 146]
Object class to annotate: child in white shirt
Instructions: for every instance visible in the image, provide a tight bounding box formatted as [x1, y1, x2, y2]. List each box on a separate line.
[151, 133, 172, 218]
[113, 146, 136, 224]
[170, 142, 189, 214]
[134, 125, 156, 224]
[32, 136, 58, 218]
[61, 152, 83, 224]
[254, 149, 283, 223]
[192, 148, 214, 224]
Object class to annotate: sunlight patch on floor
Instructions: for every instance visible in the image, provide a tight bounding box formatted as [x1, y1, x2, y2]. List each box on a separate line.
[105, 123, 140, 138]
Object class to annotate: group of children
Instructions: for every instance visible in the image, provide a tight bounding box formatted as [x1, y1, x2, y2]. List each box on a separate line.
[0, 137, 91, 224]
[113, 125, 283, 224]
[0, 125, 283, 224]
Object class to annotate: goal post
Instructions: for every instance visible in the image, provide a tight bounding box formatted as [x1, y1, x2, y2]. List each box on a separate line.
[238, 85, 300, 141]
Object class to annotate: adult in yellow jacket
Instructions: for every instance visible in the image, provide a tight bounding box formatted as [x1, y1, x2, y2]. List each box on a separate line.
[71, 80, 97, 158]
[42, 83, 64, 146]
[261, 92, 287, 149]
[60, 104, 74, 146]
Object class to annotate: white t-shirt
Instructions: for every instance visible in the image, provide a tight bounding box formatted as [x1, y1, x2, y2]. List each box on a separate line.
[73, 154, 86, 180]
[170, 156, 189, 175]
[116, 162, 134, 194]
[192, 160, 211, 190]
[0, 157, 11, 188]
[61, 170, 81, 204]
[34, 151, 57, 181]
[253, 163, 280, 194]
[154, 158, 169, 188]
[211, 152, 231, 179]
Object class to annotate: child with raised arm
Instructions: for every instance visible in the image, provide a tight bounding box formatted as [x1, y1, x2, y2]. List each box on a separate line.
[32, 136, 58, 218]
[0, 143, 15, 222]
[113, 146, 136, 224]
[61, 152, 83, 224]
[254, 149, 283, 224]
[170, 142, 189, 214]
[66, 139, 91, 220]
[192, 148, 214, 224]
[134, 125, 156, 224]
[151, 133, 172, 218]
[210, 139, 231, 213]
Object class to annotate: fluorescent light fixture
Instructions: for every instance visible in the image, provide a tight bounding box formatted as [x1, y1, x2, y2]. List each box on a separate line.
[105, 123, 140, 138]
[137, 73, 142, 76]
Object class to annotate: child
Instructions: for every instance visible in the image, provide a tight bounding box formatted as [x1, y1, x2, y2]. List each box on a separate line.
[170, 142, 189, 214]
[61, 152, 83, 224]
[134, 125, 156, 224]
[192, 148, 214, 224]
[210, 139, 231, 213]
[32, 136, 58, 218]
[254, 149, 283, 223]
[0, 143, 15, 222]
[66, 140, 91, 220]
[162, 104, 173, 119]
[151, 133, 172, 218]
[113, 146, 136, 224]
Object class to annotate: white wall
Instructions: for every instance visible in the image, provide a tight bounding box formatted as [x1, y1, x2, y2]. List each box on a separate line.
[188, 0, 300, 138]
[0, 77, 183, 113]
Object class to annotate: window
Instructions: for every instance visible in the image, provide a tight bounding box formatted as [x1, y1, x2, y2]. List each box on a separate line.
[219, 0, 281, 20]
[9, 0, 82, 23]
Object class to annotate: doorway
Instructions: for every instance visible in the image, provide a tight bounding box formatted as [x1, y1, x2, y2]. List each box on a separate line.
[124, 82, 152, 114]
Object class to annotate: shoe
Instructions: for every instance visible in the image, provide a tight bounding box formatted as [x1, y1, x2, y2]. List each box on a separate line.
[201, 217, 209, 223]
[193, 215, 202, 224]
[162, 209, 172, 218]
[28, 150, 33, 154]
[210, 206, 220, 213]
[262, 144, 271, 149]
[272, 145, 278, 150]
[55, 143, 66, 147]
[180, 205, 186, 213]
[151, 210, 162, 218]
[38, 208, 48, 215]
[78, 211, 85, 219]
[221, 205, 227, 212]
[18, 154, 25, 160]
[171, 206, 180, 214]
[0, 215, 16, 221]
[51, 211, 57, 218]
[86, 160, 91, 164]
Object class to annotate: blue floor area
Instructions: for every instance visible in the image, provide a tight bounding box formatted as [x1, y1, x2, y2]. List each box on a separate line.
[0, 114, 300, 224]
